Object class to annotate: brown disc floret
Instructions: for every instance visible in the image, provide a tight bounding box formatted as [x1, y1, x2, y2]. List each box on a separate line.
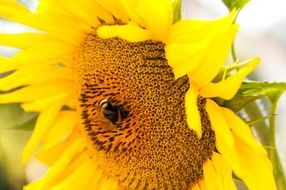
[74, 31, 216, 190]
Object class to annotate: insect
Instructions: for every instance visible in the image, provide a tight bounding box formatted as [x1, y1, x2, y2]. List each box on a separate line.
[99, 99, 128, 124]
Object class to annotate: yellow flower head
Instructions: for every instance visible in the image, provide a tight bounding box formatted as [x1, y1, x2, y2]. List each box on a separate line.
[0, 0, 276, 190]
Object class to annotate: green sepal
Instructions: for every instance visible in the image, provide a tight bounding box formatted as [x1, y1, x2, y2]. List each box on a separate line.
[213, 61, 245, 83]
[220, 81, 286, 113]
[217, 81, 286, 127]
[220, 94, 264, 112]
[238, 81, 286, 102]
[222, 0, 250, 10]
[171, 0, 182, 23]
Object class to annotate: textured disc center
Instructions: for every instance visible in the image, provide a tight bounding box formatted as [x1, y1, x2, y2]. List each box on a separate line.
[75, 31, 216, 190]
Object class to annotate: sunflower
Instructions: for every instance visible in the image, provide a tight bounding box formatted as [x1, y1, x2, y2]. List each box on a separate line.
[0, 0, 276, 189]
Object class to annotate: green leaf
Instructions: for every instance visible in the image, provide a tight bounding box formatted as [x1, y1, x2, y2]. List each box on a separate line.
[171, 0, 182, 23]
[222, 0, 250, 10]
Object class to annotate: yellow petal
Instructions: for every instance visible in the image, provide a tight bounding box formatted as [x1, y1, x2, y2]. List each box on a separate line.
[0, 80, 73, 104]
[36, 0, 67, 14]
[0, 0, 87, 43]
[41, 1, 100, 28]
[0, 65, 74, 91]
[98, 176, 118, 190]
[96, 0, 129, 23]
[221, 107, 267, 155]
[165, 39, 207, 79]
[0, 33, 56, 48]
[22, 99, 64, 163]
[166, 10, 237, 80]
[198, 180, 207, 190]
[87, 169, 104, 189]
[205, 99, 242, 175]
[41, 111, 78, 151]
[26, 14, 86, 45]
[63, 0, 102, 26]
[203, 159, 219, 190]
[21, 93, 68, 112]
[190, 25, 238, 87]
[200, 58, 260, 99]
[89, 2, 114, 24]
[97, 22, 153, 42]
[63, 94, 77, 110]
[50, 159, 97, 190]
[212, 152, 237, 190]
[0, 55, 8, 62]
[120, 0, 145, 27]
[213, 132, 242, 178]
[192, 183, 202, 190]
[135, 0, 173, 41]
[220, 109, 275, 190]
[68, 1, 101, 27]
[167, 10, 236, 44]
[38, 138, 86, 189]
[3, 12, 84, 45]
[0, 0, 30, 18]
[233, 134, 276, 190]
[185, 87, 202, 138]
[38, 150, 89, 189]
[24, 179, 44, 190]
[37, 133, 76, 165]
[0, 41, 72, 73]
[206, 100, 276, 190]
[37, 0, 114, 25]
[205, 99, 234, 147]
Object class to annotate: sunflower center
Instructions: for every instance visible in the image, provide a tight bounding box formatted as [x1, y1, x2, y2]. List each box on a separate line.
[75, 31, 216, 189]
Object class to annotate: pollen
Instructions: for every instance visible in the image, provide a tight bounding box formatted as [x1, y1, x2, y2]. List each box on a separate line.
[74, 31, 216, 190]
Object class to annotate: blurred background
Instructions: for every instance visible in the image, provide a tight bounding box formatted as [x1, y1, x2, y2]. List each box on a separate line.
[184, 0, 286, 188]
[0, 0, 286, 189]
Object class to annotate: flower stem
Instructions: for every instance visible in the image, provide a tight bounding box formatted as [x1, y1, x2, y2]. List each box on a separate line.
[268, 94, 286, 190]
[231, 9, 240, 63]
[231, 42, 238, 62]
